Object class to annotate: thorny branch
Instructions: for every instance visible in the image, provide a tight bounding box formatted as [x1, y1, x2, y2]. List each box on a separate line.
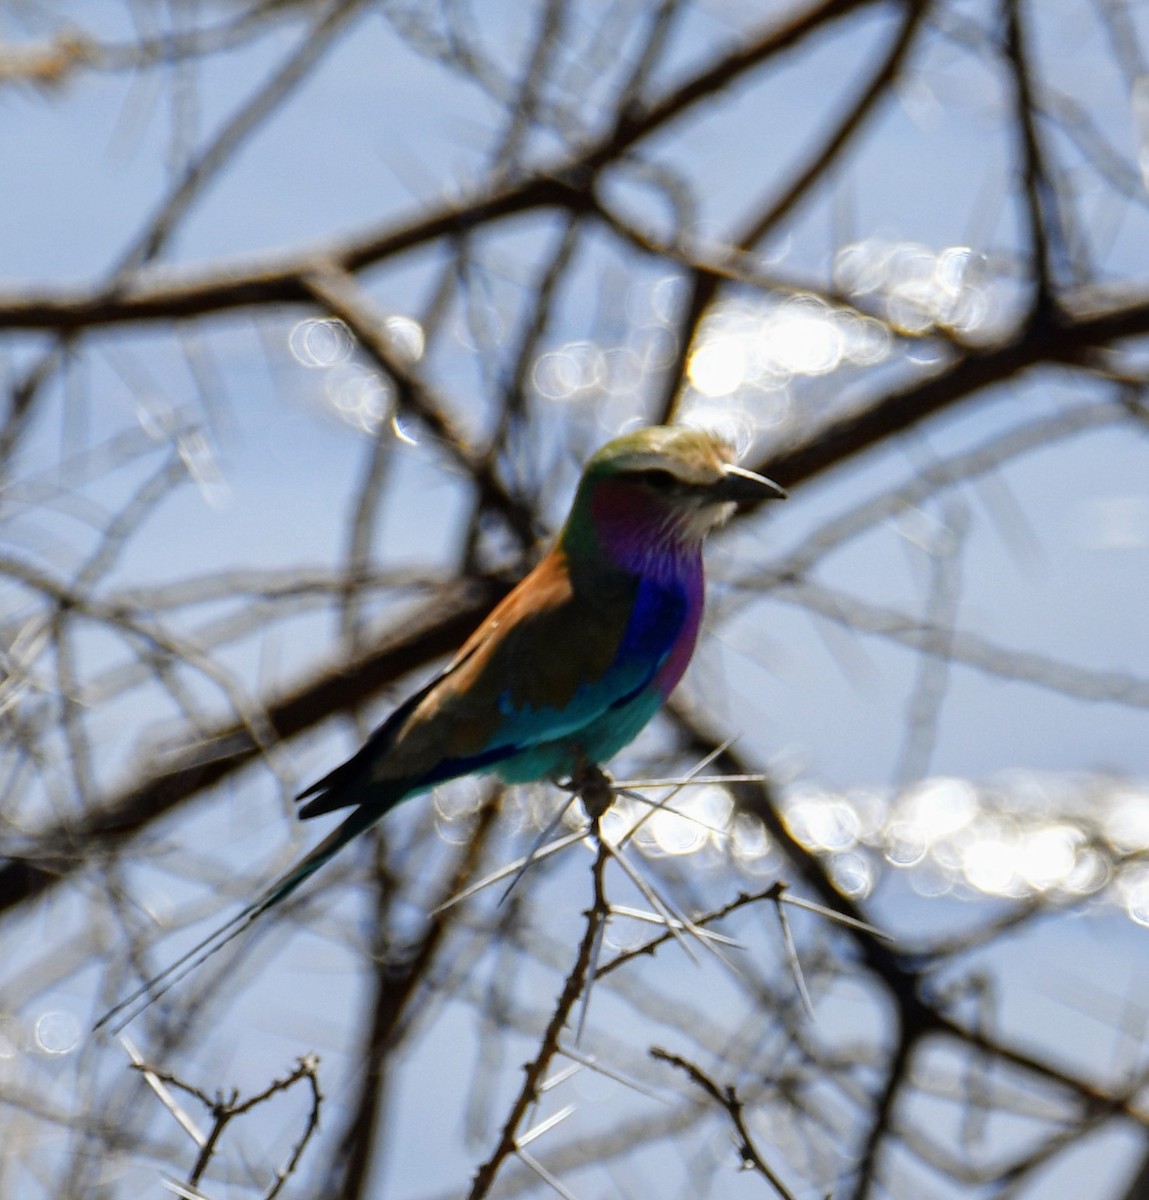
[650, 1047, 797, 1200]
[466, 831, 611, 1200]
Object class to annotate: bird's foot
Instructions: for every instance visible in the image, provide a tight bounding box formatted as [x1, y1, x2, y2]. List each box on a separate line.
[562, 760, 615, 821]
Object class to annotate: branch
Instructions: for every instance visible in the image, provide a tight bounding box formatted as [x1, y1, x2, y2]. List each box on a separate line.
[329, 788, 503, 1200]
[466, 835, 611, 1200]
[657, 0, 928, 419]
[752, 302, 1149, 491]
[301, 264, 538, 551]
[0, 1, 881, 336]
[650, 1047, 797, 1200]
[1002, 0, 1068, 318]
[130, 1052, 323, 1198]
[0, 577, 504, 917]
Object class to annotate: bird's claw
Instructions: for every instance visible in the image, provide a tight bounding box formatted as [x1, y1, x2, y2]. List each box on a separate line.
[562, 760, 615, 821]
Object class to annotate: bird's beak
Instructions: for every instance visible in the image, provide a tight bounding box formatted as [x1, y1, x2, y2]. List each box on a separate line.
[713, 463, 787, 504]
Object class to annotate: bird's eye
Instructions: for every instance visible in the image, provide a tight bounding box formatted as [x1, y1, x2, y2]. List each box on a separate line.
[641, 469, 680, 491]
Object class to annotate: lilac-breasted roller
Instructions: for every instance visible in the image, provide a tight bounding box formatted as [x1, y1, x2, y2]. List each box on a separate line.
[98, 425, 784, 1027]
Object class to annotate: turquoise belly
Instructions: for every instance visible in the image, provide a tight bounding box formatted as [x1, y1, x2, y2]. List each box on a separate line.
[493, 686, 665, 784]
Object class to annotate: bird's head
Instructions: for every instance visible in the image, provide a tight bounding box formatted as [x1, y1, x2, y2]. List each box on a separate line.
[563, 425, 787, 563]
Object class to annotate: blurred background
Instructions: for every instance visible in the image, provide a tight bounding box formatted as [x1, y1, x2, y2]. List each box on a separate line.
[2, 0, 1149, 1196]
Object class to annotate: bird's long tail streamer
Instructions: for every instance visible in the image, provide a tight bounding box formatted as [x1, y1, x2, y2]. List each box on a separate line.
[94, 805, 381, 1034]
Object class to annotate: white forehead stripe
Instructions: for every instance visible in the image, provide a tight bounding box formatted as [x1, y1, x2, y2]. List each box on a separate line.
[609, 447, 731, 484]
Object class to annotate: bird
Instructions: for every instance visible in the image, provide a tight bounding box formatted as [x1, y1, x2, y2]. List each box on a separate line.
[97, 424, 785, 1029]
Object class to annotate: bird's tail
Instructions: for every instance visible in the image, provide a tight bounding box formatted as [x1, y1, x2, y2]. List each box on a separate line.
[93, 804, 383, 1034]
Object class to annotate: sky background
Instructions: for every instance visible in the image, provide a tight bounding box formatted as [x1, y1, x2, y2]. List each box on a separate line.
[3, 1, 1149, 1197]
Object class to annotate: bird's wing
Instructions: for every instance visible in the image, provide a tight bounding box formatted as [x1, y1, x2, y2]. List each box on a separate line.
[391, 551, 687, 773]
[294, 658, 473, 816]
[298, 548, 687, 816]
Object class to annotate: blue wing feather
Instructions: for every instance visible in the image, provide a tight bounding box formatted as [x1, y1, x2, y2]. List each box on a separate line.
[299, 574, 690, 813]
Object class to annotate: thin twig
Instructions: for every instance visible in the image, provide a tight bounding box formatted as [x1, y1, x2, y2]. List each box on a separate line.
[467, 836, 611, 1200]
[651, 1047, 798, 1200]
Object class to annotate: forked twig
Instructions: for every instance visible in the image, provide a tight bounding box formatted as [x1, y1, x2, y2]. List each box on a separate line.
[651, 1047, 797, 1200]
[127, 1051, 322, 1198]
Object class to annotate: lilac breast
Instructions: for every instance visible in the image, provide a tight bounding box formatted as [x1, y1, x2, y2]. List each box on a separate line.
[590, 481, 706, 698]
